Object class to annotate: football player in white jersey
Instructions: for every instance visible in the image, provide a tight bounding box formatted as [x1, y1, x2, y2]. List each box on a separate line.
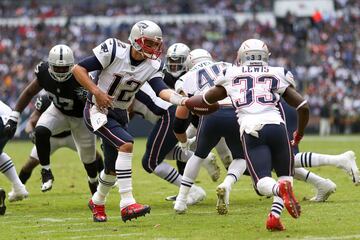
[0, 101, 29, 204]
[72, 20, 188, 223]
[129, 82, 220, 205]
[172, 49, 247, 215]
[196, 39, 310, 230]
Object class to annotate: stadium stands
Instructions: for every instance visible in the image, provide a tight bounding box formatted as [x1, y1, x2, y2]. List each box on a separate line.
[0, 0, 359, 133]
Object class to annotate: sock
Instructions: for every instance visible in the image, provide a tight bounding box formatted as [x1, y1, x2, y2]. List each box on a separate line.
[34, 126, 51, 166]
[271, 196, 284, 218]
[115, 151, 136, 209]
[0, 153, 23, 189]
[294, 152, 345, 168]
[183, 155, 203, 180]
[178, 176, 194, 201]
[19, 157, 39, 184]
[19, 170, 32, 184]
[165, 146, 192, 162]
[95, 152, 104, 173]
[92, 170, 116, 205]
[83, 161, 98, 179]
[223, 159, 247, 187]
[256, 177, 278, 197]
[154, 162, 182, 186]
[294, 167, 325, 186]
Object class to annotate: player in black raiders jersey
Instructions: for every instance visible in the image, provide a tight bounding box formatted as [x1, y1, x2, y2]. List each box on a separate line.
[17, 94, 104, 195]
[163, 43, 191, 178]
[4, 45, 99, 193]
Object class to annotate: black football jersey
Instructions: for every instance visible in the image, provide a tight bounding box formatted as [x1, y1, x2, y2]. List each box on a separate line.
[35, 61, 87, 118]
[163, 70, 182, 89]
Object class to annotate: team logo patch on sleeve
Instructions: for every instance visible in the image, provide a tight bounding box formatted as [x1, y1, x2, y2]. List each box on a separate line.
[100, 43, 109, 53]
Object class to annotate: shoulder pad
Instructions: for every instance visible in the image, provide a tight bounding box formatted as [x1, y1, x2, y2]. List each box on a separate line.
[93, 38, 120, 68]
[34, 61, 48, 75]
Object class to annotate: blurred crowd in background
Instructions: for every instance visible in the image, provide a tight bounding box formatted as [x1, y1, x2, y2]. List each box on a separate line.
[0, 0, 359, 133]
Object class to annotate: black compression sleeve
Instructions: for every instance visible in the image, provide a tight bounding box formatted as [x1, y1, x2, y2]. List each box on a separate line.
[173, 116, 190, 134]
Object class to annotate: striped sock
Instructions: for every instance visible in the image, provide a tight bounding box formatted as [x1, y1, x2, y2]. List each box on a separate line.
[0, 153, 23, 188]
[92, 170, 116, 205]
[271, 196, 284, 218]
[154, 162, 181, 186]
[165, 146, 192, 163]
[115, 152, 136, 209]
[178, 176, 194, 201]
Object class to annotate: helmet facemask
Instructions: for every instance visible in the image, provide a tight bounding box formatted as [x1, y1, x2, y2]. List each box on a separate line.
[49, 64, 73, 82]
[135, 36, 163, 60]
[166, 55, 187, 77]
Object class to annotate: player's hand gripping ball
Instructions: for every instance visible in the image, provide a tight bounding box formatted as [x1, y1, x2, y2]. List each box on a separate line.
[185, 95, 219, 115]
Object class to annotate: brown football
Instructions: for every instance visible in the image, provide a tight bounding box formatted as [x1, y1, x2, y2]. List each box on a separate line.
[185, 95, 219, 115]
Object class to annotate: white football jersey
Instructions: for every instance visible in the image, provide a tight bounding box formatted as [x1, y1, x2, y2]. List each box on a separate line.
[178, 61, 233, 106]
[132, 82, 171, 124]
[216, 65, 295, 135]
[0, 100, 12, 123]
[93, 38, 164, 109]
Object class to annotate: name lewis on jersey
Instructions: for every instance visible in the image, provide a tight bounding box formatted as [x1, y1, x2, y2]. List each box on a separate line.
[241, 66, 269, 73]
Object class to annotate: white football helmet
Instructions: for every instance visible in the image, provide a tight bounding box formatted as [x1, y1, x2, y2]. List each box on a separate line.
[185, 49, 213, 70]
[48, 44, 74, 82]
[165, 43, 190, 77]
[236, 39, 270, 66]
[128, 20, 163, 60]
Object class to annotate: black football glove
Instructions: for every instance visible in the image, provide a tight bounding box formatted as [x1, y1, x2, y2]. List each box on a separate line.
[4, 111, 20, 139]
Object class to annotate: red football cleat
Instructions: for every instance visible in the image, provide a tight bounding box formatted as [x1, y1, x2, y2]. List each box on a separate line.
[121, 203, 151, 222]
[266, 213, 285, 231]
[278, 180, 301, 218]
[88, 199, 107, 222]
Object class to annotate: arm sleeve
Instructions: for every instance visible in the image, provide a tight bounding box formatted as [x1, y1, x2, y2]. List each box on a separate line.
[92, 38, 117, 69]
[173, 116, 191, 134]
[148, 77, 169, 95]
[78, 55, 103, 72]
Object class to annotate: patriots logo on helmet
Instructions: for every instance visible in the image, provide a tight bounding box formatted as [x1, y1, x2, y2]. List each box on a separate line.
[137, 22, 149, 34]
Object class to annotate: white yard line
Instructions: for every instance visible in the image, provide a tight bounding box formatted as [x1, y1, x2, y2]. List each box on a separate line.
[67, 233, 144, 239]
[12, 222, 87, 229]
[292, 234, 360, 240]
[304, 136, 360, 142]
[38, 227, 106, 234]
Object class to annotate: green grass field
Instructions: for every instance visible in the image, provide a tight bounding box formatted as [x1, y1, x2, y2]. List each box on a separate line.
[1, 136, 360, 240]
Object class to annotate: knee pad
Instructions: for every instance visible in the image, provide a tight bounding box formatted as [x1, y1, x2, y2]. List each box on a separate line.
[256, 177, 277, 197]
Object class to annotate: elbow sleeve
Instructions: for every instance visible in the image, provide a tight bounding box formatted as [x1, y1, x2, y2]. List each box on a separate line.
[173, 117, 190, 134]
